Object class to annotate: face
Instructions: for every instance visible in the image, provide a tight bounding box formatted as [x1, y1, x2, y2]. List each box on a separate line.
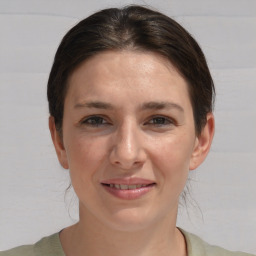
[50, 50, 213, 231]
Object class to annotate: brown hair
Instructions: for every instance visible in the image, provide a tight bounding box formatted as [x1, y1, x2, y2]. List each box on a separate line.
[47, 5, 215, 135]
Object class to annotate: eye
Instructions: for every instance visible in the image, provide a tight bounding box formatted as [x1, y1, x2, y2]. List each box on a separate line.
[81, 116, 108, 127]
[146, 116, 175, 127]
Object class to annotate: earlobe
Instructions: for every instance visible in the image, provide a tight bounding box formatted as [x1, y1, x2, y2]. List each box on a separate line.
[48, 116, 69, 169]
[189, 113, 215, 170]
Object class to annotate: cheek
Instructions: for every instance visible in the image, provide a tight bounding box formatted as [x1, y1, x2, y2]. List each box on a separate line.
[65, 134, 108, 190]
[150, 133, 195, 184]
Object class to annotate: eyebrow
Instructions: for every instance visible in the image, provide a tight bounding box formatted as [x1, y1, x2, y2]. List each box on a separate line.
[74, 101, 184, 112]
[74, 101, 114, 109]
[141, 101, 184, 112]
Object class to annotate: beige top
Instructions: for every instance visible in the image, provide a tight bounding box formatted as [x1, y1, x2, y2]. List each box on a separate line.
[0, 229, 255, 256]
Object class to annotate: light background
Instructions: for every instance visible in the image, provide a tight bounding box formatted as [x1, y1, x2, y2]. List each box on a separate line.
[0, 0, 255, 254]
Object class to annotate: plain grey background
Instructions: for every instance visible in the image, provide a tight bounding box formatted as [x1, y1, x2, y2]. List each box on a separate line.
[0, 0, 255, 254]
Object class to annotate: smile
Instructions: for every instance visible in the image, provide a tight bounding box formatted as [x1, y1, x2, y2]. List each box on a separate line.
[101, 181, 156, 200]
[105, 184, 149, 190]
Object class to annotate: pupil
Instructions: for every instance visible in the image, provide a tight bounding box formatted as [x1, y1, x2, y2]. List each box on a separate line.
[92, 117, 102, 124]
[154, 117, 164, 124]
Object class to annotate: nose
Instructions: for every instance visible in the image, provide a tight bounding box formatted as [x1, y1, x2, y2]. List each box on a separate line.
[109, 120, 146, 170]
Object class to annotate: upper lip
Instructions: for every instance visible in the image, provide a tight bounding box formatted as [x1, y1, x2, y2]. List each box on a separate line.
[100, 177, 156, 185]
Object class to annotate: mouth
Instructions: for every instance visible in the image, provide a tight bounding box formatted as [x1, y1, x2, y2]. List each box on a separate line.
[102, 183, 155, 190]
[100, 180, 156, 200]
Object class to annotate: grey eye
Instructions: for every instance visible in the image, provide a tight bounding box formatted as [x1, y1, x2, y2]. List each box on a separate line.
[82, 116, 107, 126]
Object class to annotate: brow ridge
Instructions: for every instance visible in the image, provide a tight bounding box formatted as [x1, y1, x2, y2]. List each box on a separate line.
[141, 101, 184, 112]
[74, 101, 113, 109]
[74, 100, 184, 112]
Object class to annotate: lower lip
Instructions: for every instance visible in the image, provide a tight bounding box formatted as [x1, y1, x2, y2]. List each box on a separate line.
[102, 184, 155, 200]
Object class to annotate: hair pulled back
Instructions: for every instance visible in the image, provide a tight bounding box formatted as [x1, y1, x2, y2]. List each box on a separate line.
[47, 5, 215, 135]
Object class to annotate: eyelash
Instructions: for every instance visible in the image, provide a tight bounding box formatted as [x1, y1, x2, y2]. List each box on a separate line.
[80, 115, 176, 128]
[81, 116, 109, 127]
[146, 116, 175, 127]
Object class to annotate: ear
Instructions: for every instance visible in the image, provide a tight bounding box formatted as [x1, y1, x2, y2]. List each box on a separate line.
[189, 113, 215, 170]
[49, 116, 69, 169]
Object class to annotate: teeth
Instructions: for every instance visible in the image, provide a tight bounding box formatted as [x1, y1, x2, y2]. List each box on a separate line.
[120, 184, 129, 189]
[109, 184, 149, 190]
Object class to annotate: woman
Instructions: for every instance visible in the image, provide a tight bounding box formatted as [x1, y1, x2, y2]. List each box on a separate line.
[0, 5, 254, 256]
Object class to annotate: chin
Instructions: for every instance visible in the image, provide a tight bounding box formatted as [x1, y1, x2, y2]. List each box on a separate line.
[101, 208, 159, 232]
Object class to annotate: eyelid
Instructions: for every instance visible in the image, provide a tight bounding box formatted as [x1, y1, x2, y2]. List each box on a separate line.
[80, 115, 110, 126]
[145, 115, 177, 126]
[78, 114, 177, 127]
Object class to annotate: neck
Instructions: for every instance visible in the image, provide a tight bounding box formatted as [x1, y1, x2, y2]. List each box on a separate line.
[60, 207, 187, 256]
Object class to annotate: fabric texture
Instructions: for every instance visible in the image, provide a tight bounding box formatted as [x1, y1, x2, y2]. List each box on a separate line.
[0, 229, 255, 256]
[0, 233, 64, 256]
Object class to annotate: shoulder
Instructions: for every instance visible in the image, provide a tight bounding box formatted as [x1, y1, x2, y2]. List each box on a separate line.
[0, 244, 35, 256]
[179, 228, 255, 256]
[0, 233, 65, 256]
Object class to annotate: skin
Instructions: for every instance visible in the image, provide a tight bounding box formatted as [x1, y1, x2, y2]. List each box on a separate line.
[49, 50, 214, 256]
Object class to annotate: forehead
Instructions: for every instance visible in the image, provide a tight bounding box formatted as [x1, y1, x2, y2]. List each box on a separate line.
[66, 50, 191, 108]
[70, 50, 180, 82]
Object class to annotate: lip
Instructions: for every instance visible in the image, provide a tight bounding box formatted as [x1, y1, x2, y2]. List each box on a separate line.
[101, 177, 155, 185]
[100, 178, 156, 200]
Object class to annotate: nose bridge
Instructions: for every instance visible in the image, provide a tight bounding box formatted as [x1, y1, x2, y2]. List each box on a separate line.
[110, 118, 145, 168]
[117, 118, 139, 157]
